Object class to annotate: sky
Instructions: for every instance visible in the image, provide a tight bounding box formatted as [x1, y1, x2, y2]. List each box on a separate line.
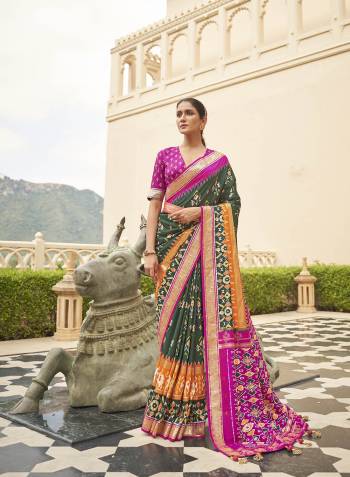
[0, 0, 166, 197]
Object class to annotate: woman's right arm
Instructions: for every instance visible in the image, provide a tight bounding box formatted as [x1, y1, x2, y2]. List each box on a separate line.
[144, 198, 162, 281]
[144, 149, 166, 281]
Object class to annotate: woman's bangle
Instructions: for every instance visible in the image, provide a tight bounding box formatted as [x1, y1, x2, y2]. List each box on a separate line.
[143, 250, 156, 256]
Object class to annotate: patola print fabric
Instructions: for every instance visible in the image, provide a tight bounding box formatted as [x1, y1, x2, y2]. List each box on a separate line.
[142, 147, 319, 461]
[147, 146, 214, 201]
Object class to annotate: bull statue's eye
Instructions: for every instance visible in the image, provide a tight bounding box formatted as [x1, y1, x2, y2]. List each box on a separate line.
[114, 257, 125, 266]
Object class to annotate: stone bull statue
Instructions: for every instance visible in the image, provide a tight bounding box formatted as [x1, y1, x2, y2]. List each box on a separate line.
[11, 215, 158, 414]
[11, 215, 279, 415]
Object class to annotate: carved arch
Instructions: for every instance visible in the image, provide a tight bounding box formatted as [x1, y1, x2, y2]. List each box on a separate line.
[121, 53, 136, 67]
[169, 33, 188, 77]
[260, 0, 270, 18]
[144, 44, 161, 86]
[261, 0, 289, 45]
[227, 7, 251, 31]
[169, 33, 187, 54]
[196, 20, 218, 43]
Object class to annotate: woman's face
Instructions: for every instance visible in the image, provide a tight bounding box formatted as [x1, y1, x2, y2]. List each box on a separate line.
[176, 101, 206, 135]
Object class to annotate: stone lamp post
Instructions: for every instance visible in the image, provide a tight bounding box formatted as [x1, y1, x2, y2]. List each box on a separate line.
[294, 257, 317, 313]
[52, 251, 83, 340]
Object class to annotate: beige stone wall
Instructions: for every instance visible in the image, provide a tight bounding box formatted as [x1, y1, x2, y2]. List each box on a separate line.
[104, 0, 350, 265]
[167, 0, 202, 16]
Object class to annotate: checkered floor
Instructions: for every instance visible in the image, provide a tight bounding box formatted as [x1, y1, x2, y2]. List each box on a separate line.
[1, 315, 350, 476]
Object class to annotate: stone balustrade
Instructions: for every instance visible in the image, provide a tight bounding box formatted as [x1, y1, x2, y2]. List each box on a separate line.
[0, 232, 106, 270]
[0, 233, 276, 269]
[107, 0, 350, 119]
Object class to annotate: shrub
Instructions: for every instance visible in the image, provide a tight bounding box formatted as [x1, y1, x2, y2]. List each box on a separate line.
[0, 264, 349, 340]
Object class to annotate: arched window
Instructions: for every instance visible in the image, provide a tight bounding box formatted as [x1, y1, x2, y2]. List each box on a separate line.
[169, 33, 188, 78]
[145, 45, 161, 86]
[228, 8, 252, 57]
[198, 21, 219, 68]
[121, 54, 136, 95]
[262, 0, 288, 45]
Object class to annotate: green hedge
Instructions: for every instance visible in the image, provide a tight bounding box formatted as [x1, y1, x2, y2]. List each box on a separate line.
[0, 265, 349, 340]
[240, 265, 350, 314]
[0, 269, 64, 340]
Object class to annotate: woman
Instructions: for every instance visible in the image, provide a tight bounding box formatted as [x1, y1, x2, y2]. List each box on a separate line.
[141, 97, 320, 462]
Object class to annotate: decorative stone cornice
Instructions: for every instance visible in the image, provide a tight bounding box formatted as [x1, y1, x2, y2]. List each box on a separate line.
[112, 0, 249, 53]
[107, 41, 350, 122]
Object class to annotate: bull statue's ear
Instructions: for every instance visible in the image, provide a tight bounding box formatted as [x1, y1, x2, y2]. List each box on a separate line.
[137, 262, 148, 276]
[131, 214, 147, 258]
[107, 217, 126, 252]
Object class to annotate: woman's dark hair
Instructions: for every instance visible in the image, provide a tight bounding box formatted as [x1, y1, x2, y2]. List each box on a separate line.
[176, 97, 207, 146]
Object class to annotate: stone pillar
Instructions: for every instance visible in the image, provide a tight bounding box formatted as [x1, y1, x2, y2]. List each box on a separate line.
[110, 51, 121, 98]
[294, 257, 317, 313]
[160, 30, 169, 85]
[331, 0, 344, 42]
[287, 0, 301, 56]
[53, 251, 83, 340]
[251, 0, 263, 61]
[136, 42, 145, 92]
[187, 19, 198, 82]
[246, 244, 254, 267]
[217, 5, 228, 75]
[33, 232, 45, 270]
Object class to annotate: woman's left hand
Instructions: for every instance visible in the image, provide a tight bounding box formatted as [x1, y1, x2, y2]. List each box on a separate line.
[169, 206, 201, 224]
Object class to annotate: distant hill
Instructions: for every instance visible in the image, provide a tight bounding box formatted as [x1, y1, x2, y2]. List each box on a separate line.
[0, 174, 103, 243]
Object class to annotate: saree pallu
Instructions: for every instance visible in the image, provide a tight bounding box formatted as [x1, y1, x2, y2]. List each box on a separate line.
[141, 150, 310, 460]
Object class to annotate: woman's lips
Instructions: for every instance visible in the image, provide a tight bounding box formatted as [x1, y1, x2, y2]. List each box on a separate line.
[180, 124, 187, 128]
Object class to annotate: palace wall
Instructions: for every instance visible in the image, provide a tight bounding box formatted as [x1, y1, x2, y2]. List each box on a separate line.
[103, 0, 350, 265]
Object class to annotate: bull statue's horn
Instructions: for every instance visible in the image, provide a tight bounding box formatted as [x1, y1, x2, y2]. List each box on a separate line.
[107, 217, 126, 252]
[131, 215, 147, 258]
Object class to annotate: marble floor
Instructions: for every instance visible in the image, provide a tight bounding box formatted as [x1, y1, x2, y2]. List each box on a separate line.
[1, 314, 350, 476]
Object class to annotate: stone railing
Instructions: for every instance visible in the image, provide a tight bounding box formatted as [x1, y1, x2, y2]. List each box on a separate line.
[107, 0, 350, 118]
[0, 233, 276, 269]
[0, 232, 107, 270]
[239, 245, 276, 267]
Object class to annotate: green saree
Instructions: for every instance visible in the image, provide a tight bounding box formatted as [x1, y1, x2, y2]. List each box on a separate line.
[142, 147, 314, 460]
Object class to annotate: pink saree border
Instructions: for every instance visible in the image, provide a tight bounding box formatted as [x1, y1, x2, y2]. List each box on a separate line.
[201, 205, 234, 455]
[200, 204, 309, 459]
[165, 151, 226, 203]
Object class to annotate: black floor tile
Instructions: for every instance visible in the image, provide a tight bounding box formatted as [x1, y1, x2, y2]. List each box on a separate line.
[102, 443, 184, 476]
[286, 397, 350, 413]
[324, 386, 350, 398]
[258, 447, 338, 477]
[30, 469, 105, 477]
[184, 471, 260, 477]
[315, 426, 350, 449]
[0, 367, 31, 377]
[318, 350, 350, 357]
[14, 354, 47, 362]
[0, 443, 52, 472]
[72, 430, 130, 451]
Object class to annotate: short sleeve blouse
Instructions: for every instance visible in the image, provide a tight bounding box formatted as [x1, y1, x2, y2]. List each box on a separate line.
[147, 150, 166, 201]
[146, 146, 213, 201]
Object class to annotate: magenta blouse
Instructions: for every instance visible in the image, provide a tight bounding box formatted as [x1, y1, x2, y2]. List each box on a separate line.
[147, 146, 214, 201]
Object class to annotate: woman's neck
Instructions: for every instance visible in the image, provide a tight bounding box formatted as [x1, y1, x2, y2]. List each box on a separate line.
[181, 134, 204, 149]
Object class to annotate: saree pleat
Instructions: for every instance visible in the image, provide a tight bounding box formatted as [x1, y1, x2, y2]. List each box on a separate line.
[142, 150, 312, 457]
[142, 222, 207, 440]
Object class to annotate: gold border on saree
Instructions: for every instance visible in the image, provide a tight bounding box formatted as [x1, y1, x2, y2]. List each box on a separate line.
[157, 225, 201, 347]
[165, 151, 225, 201]
[155, 226, 194, 301]
[201, 205, 225, 448]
